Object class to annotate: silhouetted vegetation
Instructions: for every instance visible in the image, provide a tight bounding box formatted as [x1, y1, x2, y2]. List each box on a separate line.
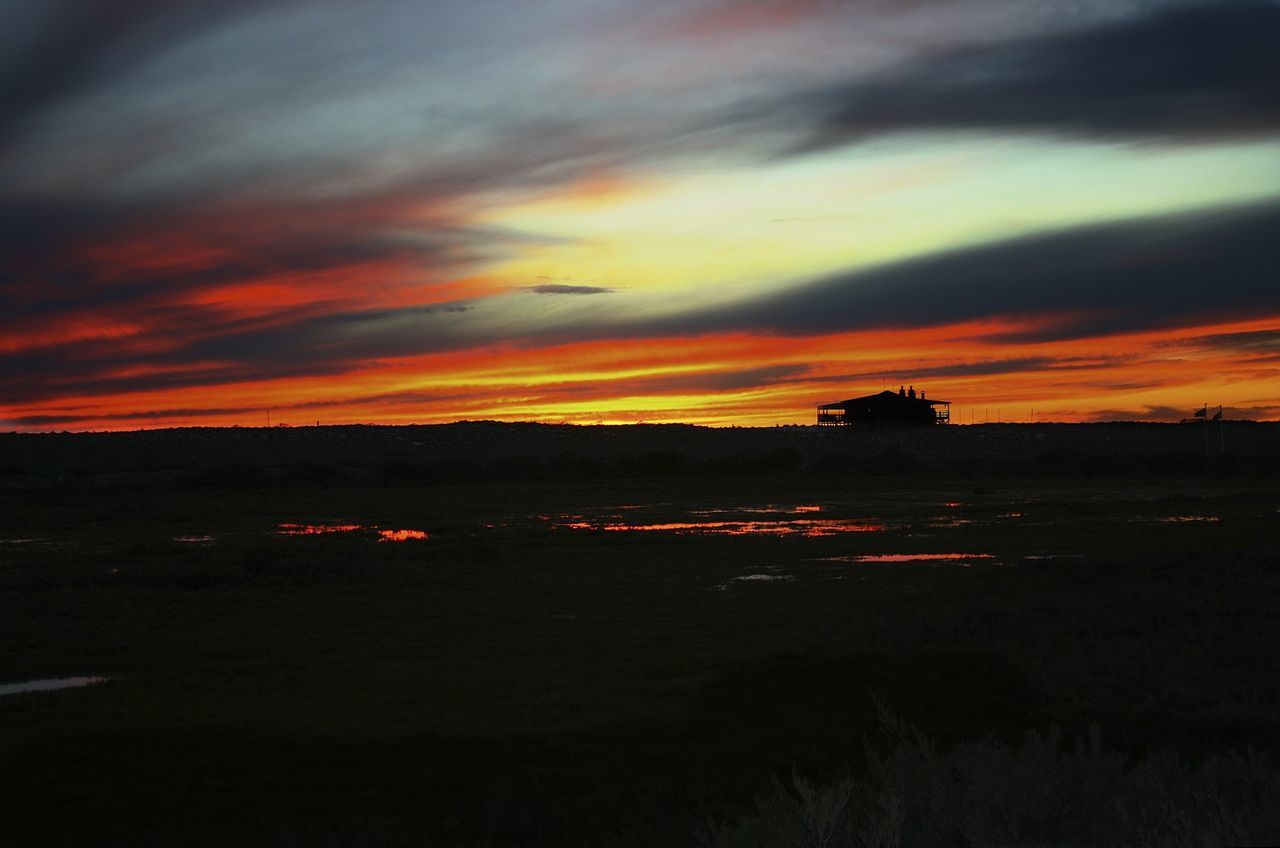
[703, 706, 1280, 848]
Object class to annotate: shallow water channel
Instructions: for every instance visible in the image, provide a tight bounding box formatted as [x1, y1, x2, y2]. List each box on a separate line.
[0, 677, 110, 697]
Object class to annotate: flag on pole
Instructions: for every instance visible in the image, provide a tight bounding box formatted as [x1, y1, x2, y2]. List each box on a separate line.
[1212, 406, 1223, 421]
[1194, 404, 1207, 418]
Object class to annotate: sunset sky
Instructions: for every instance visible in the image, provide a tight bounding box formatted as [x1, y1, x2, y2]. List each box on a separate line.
[3, 0, 1279, 430]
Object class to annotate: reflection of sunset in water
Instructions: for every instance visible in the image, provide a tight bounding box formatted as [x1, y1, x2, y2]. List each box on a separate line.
[547, 503, 879, 536]
[559, 519, 883, 537]
[278, 523, 367, 536]
[377, 529, 429, 542]
[276, 523, 428, 542]
[826, 553, 995, 563]
[691, 505, 823, 516]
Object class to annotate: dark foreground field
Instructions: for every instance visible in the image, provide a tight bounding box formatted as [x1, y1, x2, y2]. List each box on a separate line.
[2, 423, 1279, 845]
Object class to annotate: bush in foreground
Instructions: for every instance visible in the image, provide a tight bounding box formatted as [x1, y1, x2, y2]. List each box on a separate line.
[701, 706, 1280, 848]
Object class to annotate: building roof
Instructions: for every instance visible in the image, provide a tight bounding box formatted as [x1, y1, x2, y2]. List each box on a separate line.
[818, 390, 950, 409]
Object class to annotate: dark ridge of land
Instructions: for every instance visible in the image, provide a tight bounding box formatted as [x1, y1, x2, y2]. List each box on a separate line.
[1, 420, 1277, 489]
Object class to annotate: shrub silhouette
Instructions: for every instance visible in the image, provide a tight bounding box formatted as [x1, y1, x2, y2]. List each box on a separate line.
[701, 704, 1280, 848]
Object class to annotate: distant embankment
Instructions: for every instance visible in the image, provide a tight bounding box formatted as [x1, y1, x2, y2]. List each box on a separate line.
[1, 421, 1277, 490]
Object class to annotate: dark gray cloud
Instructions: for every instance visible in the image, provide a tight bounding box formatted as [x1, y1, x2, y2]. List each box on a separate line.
[1163, 328, 1280, 356]
[810, 355, 1138, 386]
[526, 284, 616, 295]
[1083, 404, 1197, 422]
[791, 0, 1280, 151]
[1084, 402, 1280, 422]
[0, 1, 298, 150]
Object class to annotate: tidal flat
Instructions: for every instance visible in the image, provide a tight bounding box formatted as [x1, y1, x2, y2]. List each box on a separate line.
[2, 424, 1279, 845]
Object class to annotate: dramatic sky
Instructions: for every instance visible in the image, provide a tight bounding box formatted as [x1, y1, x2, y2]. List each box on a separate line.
[4, 0, 1280, 429]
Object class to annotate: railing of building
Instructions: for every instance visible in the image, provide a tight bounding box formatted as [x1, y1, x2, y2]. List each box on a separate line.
[817, 408, 845, 426]
[816, 402, 952, 426]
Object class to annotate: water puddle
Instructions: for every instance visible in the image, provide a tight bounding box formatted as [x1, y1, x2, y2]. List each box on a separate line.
[822, 553, 995, 564]
[173, 535, 215, 544]
[1154, 515, 1220, 523]
[1024, 554, 1084, 560]
[548, 504, 881, 537]
[0, 676, 110, 697]
[925, 517, 978, 529]
[0, 538, 49, 545]
[690, 505, 824, 516]
[711, 573, 795, 590]
[278, 523, 367, 536]
[559, 519, 883, 537]
[276, 523, 429, 542]
[378, 529, 428, 542]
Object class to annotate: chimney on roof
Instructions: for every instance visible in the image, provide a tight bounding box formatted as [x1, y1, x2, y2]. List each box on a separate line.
[920, 390, 926, 400]
[908, 386, 916, 399]
[899, 385, 905, 397]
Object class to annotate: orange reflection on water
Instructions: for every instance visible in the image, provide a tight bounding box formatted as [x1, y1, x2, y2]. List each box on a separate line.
[277, 523, 367, 536]
[689, 505, 823, 516]
[378, 529, 429, 542]
[276, 523, 428, 542]
[583, 519, 884, 536]
[828, 553, 995, 563]
[926, 517, 977, 528]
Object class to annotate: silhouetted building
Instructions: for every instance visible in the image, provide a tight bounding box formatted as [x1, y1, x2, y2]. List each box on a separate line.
[817, 386, 951, 428]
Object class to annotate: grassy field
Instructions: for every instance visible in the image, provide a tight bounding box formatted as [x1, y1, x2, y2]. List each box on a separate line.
[3, 428, 1280, 845]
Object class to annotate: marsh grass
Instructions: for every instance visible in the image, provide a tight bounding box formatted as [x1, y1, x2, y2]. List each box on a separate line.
[4, 472, 1280, 845]
[701, 704, 1280, 848]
